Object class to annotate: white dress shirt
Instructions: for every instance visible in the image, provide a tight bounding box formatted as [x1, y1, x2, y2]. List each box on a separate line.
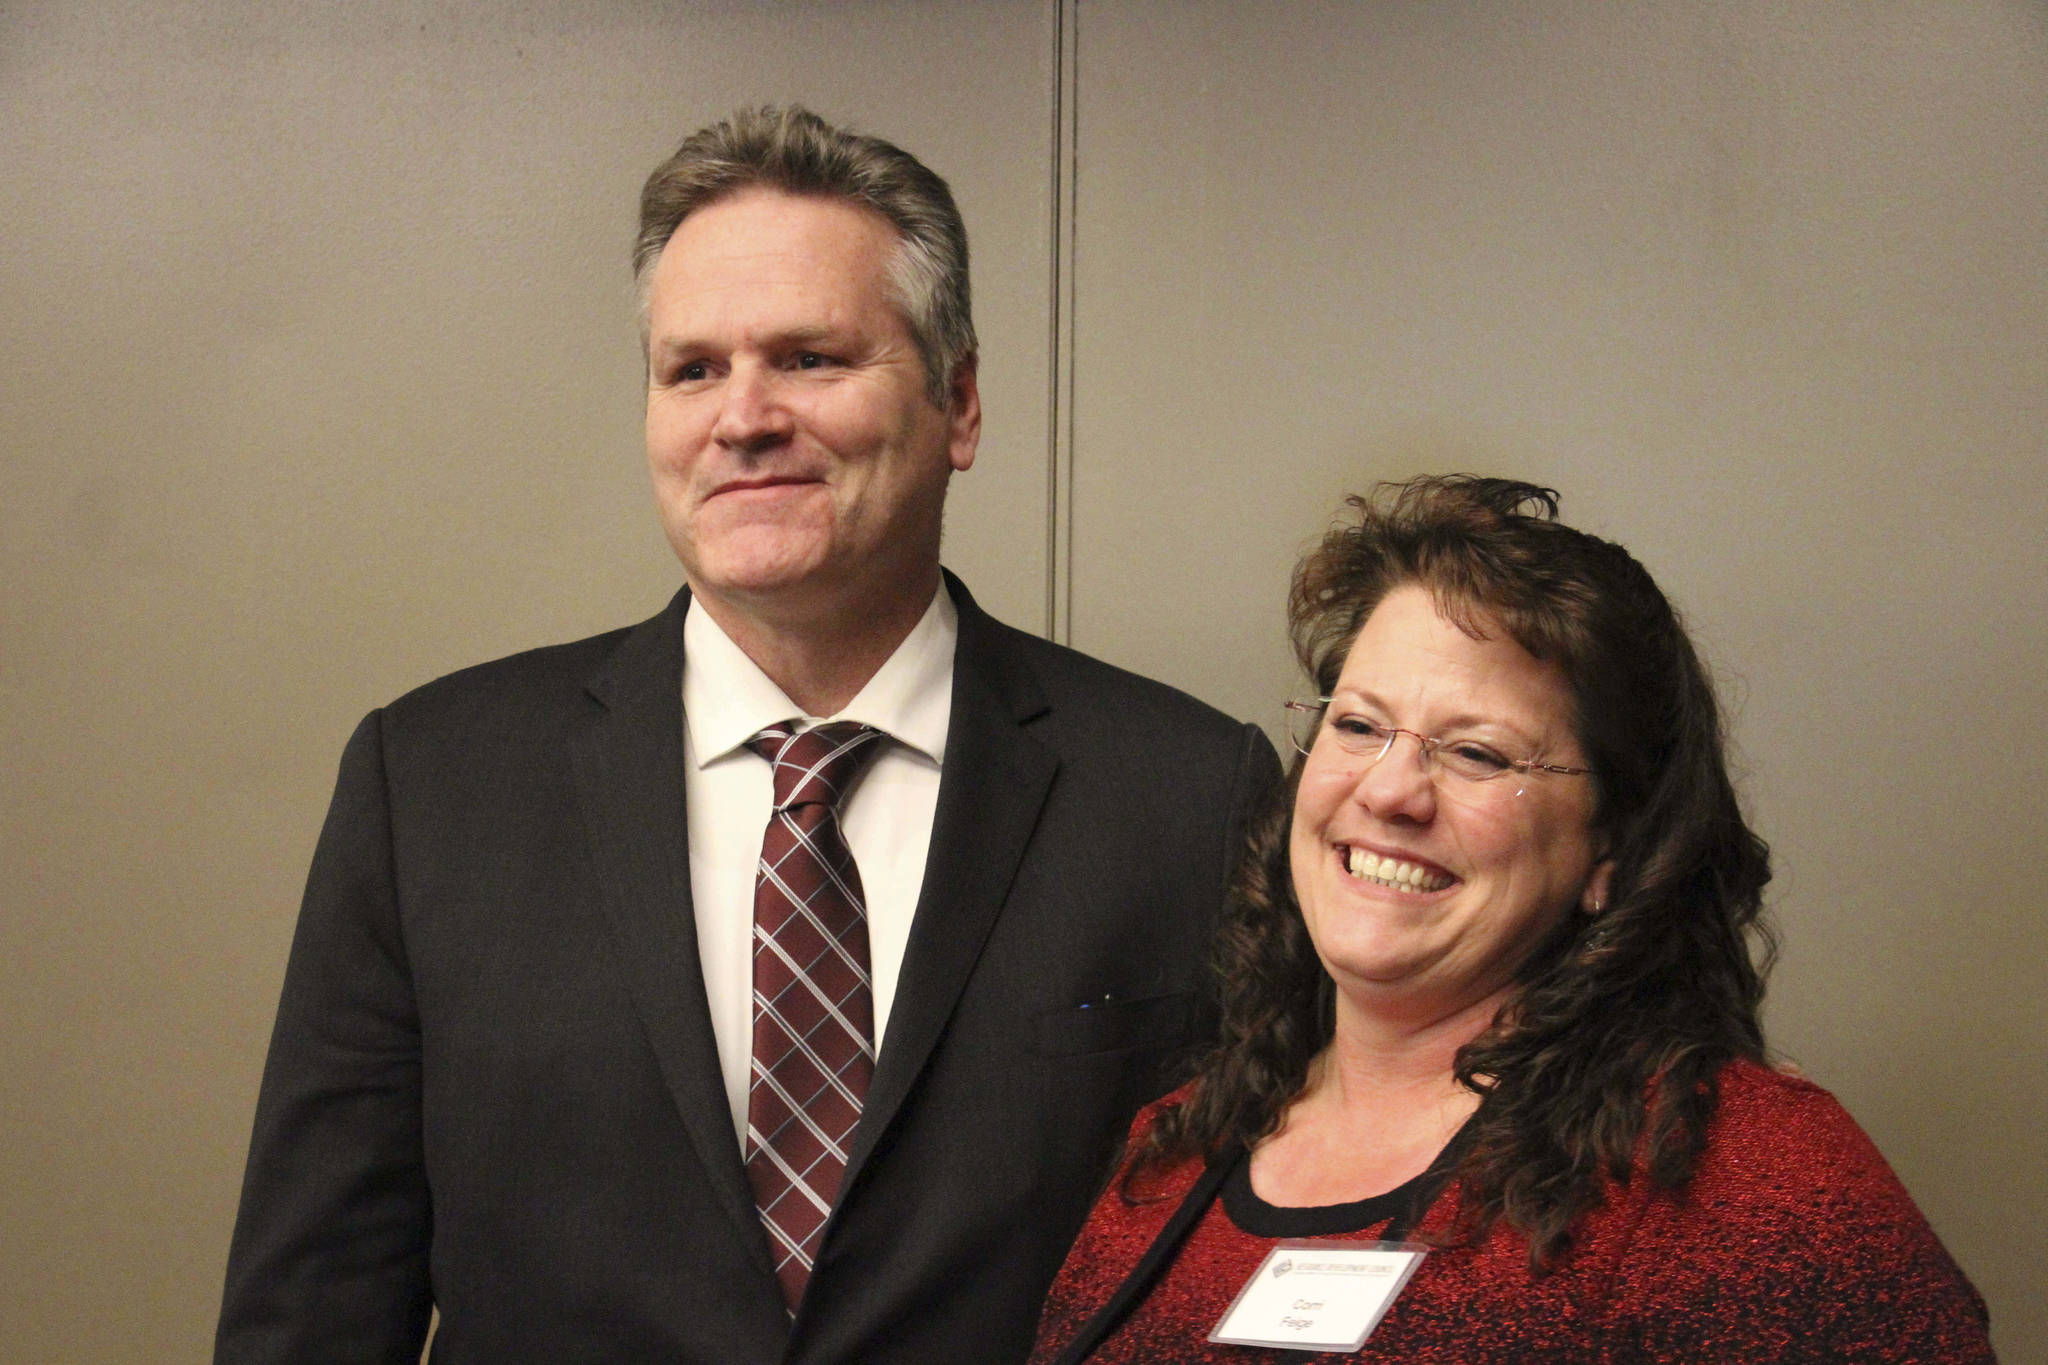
[680, 586, 957, 1146]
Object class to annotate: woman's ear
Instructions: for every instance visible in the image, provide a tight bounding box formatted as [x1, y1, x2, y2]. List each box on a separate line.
[1581, 858, 1615, 916]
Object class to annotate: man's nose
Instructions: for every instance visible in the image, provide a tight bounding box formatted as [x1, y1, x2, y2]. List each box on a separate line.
[711, 362, 795, 452]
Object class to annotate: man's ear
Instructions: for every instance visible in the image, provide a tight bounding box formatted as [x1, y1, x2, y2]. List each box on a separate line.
[945, 353, 980, 473]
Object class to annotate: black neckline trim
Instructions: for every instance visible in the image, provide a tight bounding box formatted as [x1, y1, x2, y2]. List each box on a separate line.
[1220, 1154, 1440, 1237]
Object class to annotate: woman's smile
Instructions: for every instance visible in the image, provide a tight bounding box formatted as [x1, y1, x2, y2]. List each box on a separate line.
[1335, 842, 1457, 894]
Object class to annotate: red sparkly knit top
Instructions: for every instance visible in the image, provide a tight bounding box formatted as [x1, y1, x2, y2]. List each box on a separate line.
[1029, 1059, 1994, 1364]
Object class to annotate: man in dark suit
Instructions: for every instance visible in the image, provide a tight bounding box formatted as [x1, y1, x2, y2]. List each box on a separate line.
[216, 106, 1278, 1364]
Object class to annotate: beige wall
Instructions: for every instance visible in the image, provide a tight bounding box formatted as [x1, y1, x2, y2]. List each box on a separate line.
[3, 2, 2038, 1360]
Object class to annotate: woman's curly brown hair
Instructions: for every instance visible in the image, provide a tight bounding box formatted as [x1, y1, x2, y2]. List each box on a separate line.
[1130, 474, 1775, 1270]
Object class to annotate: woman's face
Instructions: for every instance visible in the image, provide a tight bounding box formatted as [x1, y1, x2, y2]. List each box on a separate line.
[1289, 584, 1611, 1024]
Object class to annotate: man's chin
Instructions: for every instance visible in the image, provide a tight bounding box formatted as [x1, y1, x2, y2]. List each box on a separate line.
[674, 519, 829, 586]
[688, 559, 829, 605]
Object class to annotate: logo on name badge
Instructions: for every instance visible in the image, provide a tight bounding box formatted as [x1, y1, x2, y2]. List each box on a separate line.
[1271, 1258, 1292, 1279]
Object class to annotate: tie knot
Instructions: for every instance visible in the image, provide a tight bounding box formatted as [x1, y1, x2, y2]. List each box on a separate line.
[747, 721, 883, 811]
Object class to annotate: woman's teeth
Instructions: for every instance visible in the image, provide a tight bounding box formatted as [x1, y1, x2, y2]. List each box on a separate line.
[1345, 846, 1453, 892]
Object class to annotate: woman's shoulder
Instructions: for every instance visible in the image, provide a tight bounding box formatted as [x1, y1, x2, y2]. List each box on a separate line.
[1608, 1057, 1995, 1361]
[1697, 1056, 1905, 1191]
[1709, 1056, 1871, 1134]
[1111, 1082, 1208, 1201]
[1125, 1081, 1199, 1141]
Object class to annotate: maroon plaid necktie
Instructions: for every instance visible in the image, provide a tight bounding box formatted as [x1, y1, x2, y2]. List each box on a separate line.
[743, 720, 885, 1309]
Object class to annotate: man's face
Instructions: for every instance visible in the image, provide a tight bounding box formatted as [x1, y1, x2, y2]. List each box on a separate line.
[643, 188, 978, 632]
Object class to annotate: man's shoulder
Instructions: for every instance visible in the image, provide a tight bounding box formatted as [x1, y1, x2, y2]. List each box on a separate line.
[374, 597, 678, 737]
[966, 605, 1253, 742]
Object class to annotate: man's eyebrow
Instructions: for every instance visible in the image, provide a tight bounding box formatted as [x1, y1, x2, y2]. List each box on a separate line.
[769, 324, 839, 348]
[650, 324, 842, 357]
[648, 334, 702, 361]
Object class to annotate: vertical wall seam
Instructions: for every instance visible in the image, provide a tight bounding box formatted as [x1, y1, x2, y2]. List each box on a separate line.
[1045, 0, 1080, 644]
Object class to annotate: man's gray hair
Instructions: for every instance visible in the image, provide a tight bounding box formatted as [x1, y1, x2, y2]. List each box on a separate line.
[635, 105, 976, 409]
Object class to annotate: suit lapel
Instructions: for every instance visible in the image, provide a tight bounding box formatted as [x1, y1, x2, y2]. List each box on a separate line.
[566, 589, 774, 1274]
[842, 578, 1058, 1185]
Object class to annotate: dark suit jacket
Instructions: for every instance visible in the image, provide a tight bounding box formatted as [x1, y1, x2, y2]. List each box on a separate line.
[216, 575, 1280, 1364]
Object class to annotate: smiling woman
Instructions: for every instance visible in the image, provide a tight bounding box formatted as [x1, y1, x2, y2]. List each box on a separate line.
[1286, 584, 1610, 1045]
[1029, 476, 1995, 1364]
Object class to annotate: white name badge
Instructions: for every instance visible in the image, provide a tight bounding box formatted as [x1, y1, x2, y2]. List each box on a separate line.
[1208, 1239, 1426, 1353]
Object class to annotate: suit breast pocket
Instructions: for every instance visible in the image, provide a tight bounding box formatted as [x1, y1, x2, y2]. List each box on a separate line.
[1034, 991, 1193, 1058]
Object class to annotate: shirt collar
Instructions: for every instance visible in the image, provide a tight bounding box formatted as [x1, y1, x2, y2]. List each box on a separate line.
[682, 583, 957, 768]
